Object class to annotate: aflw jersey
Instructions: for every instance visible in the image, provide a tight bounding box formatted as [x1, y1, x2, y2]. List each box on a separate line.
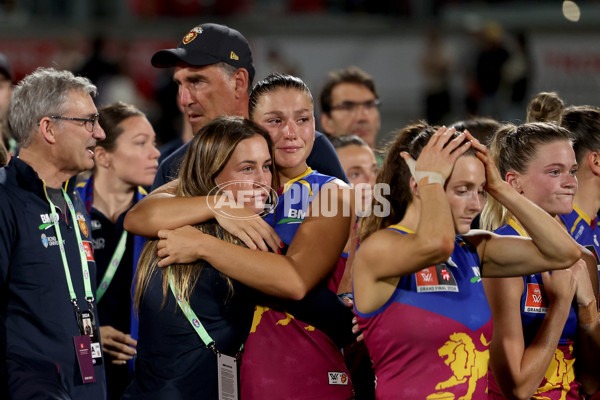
[490, 220, 579, 400]
[241, 168, 353, 400]
[560, 205, 600, 283]
[356, 225, 492, 400]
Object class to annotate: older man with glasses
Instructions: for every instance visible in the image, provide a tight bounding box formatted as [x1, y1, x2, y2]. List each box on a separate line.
[0, 67, 107, 399]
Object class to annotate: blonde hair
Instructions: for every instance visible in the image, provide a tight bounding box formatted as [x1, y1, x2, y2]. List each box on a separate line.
[134, 116, 275, 310]
[526, 91, 564, 124]
[480, 122, 572, 231]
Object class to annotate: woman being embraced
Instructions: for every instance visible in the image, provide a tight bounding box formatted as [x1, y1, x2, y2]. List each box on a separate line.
[124, 74, 355, 400]
[352, 124, 583, 400]
[123, 116, 274, 399]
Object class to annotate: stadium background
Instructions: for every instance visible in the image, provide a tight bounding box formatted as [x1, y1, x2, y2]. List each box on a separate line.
[0, 0, 598, 148]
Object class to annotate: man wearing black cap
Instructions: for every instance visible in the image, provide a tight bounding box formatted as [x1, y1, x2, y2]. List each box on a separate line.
[150, 22, 347, 189]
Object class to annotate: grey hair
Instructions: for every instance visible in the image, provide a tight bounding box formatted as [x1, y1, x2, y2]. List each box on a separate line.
[216, 61, 252, 94]
[8, 67, 97, 147]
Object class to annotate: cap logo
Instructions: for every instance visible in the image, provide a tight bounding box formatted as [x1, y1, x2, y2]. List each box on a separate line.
[182, 26, 203, 45]
[230, 51, 239, 61]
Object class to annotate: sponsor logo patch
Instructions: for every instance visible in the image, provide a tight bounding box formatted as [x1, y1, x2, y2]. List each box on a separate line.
[77, 213, 89, 238]
[524, 283, 548, 313]
[416, 263, 459, 293]
[182, 26, 203, 44]
[82, 241, 95, 262]
[39, 213, 58, 230]
[41, 234, 61, 248]
[328, 372, 349, 385]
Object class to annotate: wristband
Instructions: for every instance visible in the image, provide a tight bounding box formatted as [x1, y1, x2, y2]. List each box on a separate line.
[403, 155, 446, 187]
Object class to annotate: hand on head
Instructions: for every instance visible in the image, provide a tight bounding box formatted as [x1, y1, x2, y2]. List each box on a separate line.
[401, 126, 472, 187]
[467, 131, 504, 195]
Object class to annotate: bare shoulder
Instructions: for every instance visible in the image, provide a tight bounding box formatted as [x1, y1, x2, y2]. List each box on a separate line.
[356, 229, 408, 262]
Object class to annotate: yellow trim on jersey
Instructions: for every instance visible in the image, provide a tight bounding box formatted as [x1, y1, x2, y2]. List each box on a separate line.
[387, 224, 415, 234]
[282, 167, 314, 196]
[570, 204, 592, 235]
[507, 218, 529, 237]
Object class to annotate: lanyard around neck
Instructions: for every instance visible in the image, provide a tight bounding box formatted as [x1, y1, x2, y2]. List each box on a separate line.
[96, 230, 128, 302]
[44, 182, 94, 305]
[168, 272, 216, 351]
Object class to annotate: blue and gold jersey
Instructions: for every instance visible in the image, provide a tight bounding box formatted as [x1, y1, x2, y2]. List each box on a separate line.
[492, 220, 579, 400]
[356, 225, 491, 400]
[242, 168, 353, 400]
[264, 167, 336, 249]
[560, 205, 600, 274]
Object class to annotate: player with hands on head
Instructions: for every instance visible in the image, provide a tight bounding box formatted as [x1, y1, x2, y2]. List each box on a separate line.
[352, 122, 584, 400]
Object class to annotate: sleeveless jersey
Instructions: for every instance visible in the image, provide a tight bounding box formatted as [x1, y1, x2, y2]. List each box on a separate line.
[490, 220, 579, 400]
[241, 168, 354, 400]
[560, 205, 600, 286]
[356, 225, 492, 400]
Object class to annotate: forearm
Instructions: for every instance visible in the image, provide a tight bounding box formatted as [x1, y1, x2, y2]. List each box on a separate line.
[198, 235, 309, 300]
[491, 183, 580, 266]
[575, 301, 600, 395]
[495, 302, 572, 400]
[124, 195, 213, 237]
[415, 184, 456, 259]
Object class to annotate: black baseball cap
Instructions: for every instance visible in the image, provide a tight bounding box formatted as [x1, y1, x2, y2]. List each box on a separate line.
[151, 23, 255, 83]
[0, 52, 12, 82]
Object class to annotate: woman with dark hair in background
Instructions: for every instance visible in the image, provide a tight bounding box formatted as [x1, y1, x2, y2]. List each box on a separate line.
[76, 101, 160, 399]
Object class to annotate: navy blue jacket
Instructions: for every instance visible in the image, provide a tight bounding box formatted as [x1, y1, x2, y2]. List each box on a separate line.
[0, 158, 106, 399]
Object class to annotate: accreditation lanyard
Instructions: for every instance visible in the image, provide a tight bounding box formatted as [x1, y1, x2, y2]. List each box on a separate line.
[96, 230, 128, 302]
[44, 184, 95, 313]
[168, 272, 240, 400]
[168, 274, 216, 349]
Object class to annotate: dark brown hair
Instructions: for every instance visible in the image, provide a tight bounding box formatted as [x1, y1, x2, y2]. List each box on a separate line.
[320, 66, 378, 115]
[561, 105, 600, 164]
[97, 101, 146, 152]
[360, 122, 475, 241]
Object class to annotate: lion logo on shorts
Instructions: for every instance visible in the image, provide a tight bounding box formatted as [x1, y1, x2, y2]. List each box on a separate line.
[427, 332, 490, 400]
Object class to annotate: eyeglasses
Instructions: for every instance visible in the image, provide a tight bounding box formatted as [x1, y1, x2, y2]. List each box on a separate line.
[330, 99, 380, 113]
[48, 114, 100, 133]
